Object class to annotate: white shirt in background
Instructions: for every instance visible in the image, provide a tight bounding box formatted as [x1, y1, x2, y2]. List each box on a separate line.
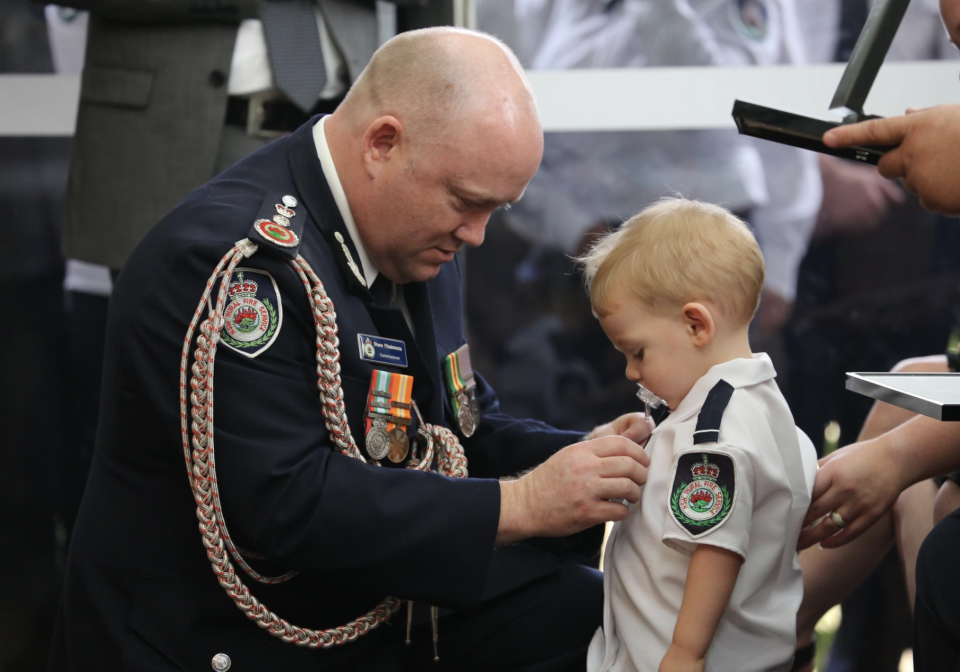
[499, 0, 822, 301]
[229, 14, 347, 100]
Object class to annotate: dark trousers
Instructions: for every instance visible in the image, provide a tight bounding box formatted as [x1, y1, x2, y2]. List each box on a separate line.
[914, 508, 960, 671]
[401, 561, 603, 672]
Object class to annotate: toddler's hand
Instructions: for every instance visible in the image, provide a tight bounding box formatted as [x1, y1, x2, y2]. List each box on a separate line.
[585, 412, 654, 445]
[659, 644, 705, 672]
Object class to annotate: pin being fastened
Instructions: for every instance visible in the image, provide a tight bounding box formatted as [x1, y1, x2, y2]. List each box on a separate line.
[636, 384, 666, 444]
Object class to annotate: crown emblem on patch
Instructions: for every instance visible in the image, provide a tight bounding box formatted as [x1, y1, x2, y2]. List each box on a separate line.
[690, 455, 720, 481]
[228, 271, 259, 300]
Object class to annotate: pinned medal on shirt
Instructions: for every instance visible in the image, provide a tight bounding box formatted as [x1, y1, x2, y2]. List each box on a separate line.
[365, 369, 414, 463]
[443, 344, 480, 438]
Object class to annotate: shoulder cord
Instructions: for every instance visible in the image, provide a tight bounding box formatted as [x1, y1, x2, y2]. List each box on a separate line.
[178, 241, 467, 650]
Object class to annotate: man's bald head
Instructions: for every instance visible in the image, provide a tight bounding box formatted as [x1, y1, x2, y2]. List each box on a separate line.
[337, 27, 541, 146]
[324, 28, 544, 285]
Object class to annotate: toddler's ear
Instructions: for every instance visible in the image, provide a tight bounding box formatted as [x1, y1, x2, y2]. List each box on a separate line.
[682, 302, 714, 348]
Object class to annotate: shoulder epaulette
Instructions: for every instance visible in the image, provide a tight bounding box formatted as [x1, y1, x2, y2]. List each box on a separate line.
[692, 379, 735, 445]
[246, 192, 307, 259]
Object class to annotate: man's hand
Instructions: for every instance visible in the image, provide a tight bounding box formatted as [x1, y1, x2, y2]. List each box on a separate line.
[659, 644, 705, 672]
[823, 105, 960, 215]
[797, 438, 908, 550]
[585, 412, 655, 445]
[496, 435, 649, 545]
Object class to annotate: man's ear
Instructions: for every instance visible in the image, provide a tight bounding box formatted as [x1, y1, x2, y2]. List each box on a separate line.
[361, 116, 404, 179]
[682, 302, 715, 348]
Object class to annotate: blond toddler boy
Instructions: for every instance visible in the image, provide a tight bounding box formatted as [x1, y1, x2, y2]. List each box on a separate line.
[580, 199, 817, 672]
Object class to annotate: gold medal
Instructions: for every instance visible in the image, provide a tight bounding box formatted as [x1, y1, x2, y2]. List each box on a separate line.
[387, 428, 410, 463]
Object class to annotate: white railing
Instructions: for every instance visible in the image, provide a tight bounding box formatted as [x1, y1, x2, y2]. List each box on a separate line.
[1, 61, 958, 136]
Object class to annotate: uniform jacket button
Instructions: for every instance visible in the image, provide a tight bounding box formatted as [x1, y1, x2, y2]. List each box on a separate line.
[208, 70, 227, 88]
[211, 653, 232, 671]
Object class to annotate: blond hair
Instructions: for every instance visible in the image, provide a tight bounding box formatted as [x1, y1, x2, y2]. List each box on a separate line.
[580, 198, 765, 324]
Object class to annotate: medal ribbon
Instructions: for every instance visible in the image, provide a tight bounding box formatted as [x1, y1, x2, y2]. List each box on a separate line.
[365, 369, 414, 436]
[443, 345, 476, 416]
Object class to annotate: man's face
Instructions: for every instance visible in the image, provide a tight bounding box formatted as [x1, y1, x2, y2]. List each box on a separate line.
[598, 294, 703, 411]
[359, 113, 543, 284]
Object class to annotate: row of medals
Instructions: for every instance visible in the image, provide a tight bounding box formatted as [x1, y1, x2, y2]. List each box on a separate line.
[365, 387, 482, 463]
[366, 390, 411, 463]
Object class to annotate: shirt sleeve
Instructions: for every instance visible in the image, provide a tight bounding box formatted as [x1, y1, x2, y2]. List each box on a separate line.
[661, 445, 756, 560]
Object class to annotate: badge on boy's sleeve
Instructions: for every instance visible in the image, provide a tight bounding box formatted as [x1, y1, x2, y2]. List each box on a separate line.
[669, 452, 738, 537]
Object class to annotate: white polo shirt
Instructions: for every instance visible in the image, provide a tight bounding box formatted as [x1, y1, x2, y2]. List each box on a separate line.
[587, 354, 817, 672]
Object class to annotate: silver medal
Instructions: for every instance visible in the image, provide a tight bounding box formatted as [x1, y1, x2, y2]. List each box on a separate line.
[468, 393, 481, 430]
[366, 417, 390, 460]
[457, 392, 476, 437]
[282, 194, 298, 208]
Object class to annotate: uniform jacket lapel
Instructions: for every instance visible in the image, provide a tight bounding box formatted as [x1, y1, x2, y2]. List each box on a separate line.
[287, 116, 442, 421]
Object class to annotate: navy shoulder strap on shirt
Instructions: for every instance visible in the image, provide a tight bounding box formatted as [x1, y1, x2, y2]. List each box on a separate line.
[692, 379, 735, 445]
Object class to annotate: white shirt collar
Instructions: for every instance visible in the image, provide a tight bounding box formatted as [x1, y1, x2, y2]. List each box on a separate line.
[653, 353, 777, 434]
[312, 116, 379, 287]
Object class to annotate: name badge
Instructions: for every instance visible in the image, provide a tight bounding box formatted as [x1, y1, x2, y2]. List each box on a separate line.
[358, 333, 408, 368]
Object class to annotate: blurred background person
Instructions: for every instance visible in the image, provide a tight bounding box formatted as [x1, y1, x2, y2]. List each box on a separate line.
[59, 0, 415, 274]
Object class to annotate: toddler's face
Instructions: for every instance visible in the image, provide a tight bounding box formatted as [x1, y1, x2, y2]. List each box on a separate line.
[598, 295, 702, 410]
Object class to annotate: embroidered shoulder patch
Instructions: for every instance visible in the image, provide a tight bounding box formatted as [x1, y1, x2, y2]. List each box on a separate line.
[218, 268, 283, 359]
[669, 451, 737, 537]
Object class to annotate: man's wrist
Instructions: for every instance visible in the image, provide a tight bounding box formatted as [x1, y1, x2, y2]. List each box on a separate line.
[496, 478, 531, 546]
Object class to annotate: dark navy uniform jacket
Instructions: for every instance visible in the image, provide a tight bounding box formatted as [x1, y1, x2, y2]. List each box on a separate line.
[49, 118, 595, 671]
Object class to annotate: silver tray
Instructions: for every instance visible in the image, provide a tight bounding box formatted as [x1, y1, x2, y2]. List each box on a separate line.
[846, 373, 960, 421]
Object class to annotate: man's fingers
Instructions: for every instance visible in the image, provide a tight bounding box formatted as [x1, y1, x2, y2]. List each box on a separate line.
[594, 499, 630, 523]
[877, 147, 907, 181]
[597, 477, 643, 504]
[598, 455, 648, 486]
[823, 115, 911, 149]
[620, 415, 655, 444]
[878, 176, 906, 203]
[590, 435, 650, 466]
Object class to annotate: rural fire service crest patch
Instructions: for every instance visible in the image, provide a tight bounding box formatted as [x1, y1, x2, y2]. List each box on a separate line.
[218, 268, 282, 359]
[669, 451, 737, 537]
